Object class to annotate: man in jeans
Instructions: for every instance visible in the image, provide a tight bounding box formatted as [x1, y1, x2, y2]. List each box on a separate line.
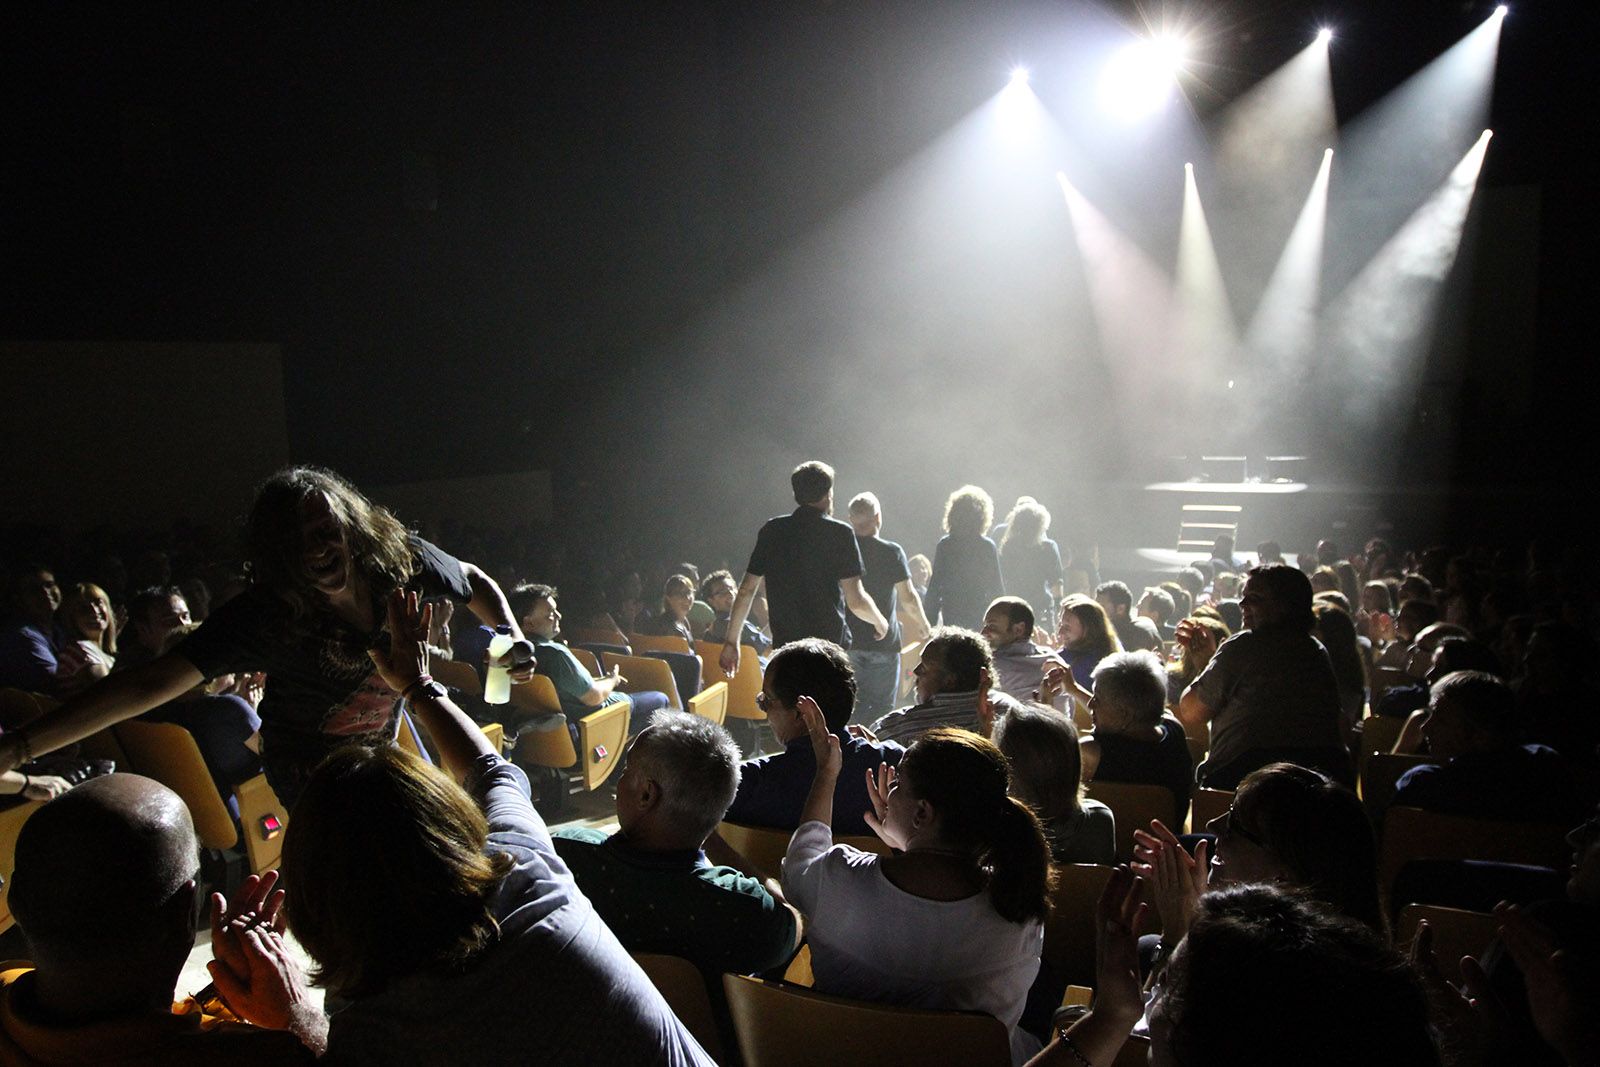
[844, 492, 930, 725]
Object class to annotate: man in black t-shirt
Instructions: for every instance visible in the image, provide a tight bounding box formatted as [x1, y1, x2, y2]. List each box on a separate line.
[717, 461, 889, 676]
[844, 492, 930, 723]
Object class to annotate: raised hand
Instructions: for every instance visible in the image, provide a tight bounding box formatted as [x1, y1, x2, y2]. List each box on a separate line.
[1094, 866, 1151, 1026]
[207, 924, 326, 1053]
[1408, 918, 1508, 1057]
[368, 590, 431, 693]
[1131, 820, 1206, 945]
[210, 871, 287, 985]
[1496, 903, 1597, 1061]
[797, 695, 840, 780]
[1038, 663, 1069, 708]
[864, 762, 907, 851]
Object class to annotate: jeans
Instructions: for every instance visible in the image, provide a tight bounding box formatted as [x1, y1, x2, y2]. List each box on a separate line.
[849, 649, 901, 726]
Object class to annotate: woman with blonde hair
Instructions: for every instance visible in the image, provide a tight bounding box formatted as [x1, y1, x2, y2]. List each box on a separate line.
[923, 484, 1004, 630]
[57, 582, 118, 679]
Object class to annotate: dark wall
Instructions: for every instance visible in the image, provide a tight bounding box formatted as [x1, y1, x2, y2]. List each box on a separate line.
[3, 1, 1594, 564]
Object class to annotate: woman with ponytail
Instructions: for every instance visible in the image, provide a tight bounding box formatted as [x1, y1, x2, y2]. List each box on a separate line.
[783, 703, 1053, 1064]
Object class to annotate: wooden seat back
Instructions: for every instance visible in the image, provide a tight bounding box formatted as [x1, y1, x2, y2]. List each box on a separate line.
[632, 953, 724, 1063]
[722, 975, 1011, 1067]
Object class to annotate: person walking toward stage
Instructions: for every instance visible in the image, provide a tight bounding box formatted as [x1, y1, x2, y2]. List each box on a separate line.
[718, 462, 888, 675]
[923, 484, 1004, 631]
[0, 466, 535, 808]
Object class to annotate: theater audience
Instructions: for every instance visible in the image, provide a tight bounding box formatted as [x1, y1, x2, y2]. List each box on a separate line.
[1312, 600, 1369, 732]
[785, 710, 1051, 1064]
[0, 566, 86, 699]
[1050, 594, 1122, 689]
[700, 569, 771, 652]
[982, 597, 1056, 702]
[720, 638, 901, 836]
[638, 574, 698, 645]
[1096, 581, 1161, 653]
[133, 623, 263, 817]
[514, 582, 670, 733]
[1137, 585, 1177, 641]
[115, 585, 193, 672]
[1176, 564, 1349, 789]
[1077, 651, 1193, 827]
[553, 711, 798, 1045]
[871, 627, 1025, 745]
[1374, 622, 1477, 720]
[238, 591, 716, 1064]
[1391, 670, 1585, 824]
[3, 775, 320, 1062]
[923, 484, 1004, 630]
[994, 703, 1114, 864]
[1135, 763, 1383, 949]
[56, 581, 117, 680]
[1165, 613, 1230, 706]
[1516, 621, 1600, 770]
[1145, 886, 1435, 1066]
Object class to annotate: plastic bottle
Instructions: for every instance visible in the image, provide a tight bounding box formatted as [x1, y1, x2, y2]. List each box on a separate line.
[485, 626, 515, 705]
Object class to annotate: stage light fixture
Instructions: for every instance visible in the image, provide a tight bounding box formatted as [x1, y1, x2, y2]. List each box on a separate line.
[1317, 27, 1333, 43]
[1098, 32, 1190, 120]
[1494, 5, 1508, 17]
[1010, 66, 1030, 85]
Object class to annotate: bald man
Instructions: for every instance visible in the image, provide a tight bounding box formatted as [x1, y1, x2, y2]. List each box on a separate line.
[1, 775, 317, 1063]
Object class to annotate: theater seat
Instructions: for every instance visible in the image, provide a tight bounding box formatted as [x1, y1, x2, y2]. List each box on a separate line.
[1379, 807, 1570, 911]
[717, 821, 890, 882]
[632, 954, 724, 1063]
[626, 633, 693, 655]
[697, 642, 764, 723]
[1085, 780, 1177, 860]
[601, 652, 684, 711]
[722, 975, 1011, 1067]
[688, 681, 729, 725]
[113, 720, 237, 851]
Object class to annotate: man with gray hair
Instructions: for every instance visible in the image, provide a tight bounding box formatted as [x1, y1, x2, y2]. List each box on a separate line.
[2, 774, 321, 1062]
[553, 711, 799, 982]
[1077, 650, 1194, 826]
[844, 491, 931, 723]
[870, 626, 1026, 745]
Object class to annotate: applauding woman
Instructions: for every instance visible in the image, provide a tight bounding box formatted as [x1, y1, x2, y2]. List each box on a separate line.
[782, 707, 1053, 1064]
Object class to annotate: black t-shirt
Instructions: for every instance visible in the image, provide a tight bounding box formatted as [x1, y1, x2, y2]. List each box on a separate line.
[848, 535, 910, 653]
[746, 506, 864, 649]
[1093, 715, 1196, 827]
[175, 536, 474, 800]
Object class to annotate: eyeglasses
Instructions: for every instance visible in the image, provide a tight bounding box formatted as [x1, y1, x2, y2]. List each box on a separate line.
[1216, 807, 1266, 849]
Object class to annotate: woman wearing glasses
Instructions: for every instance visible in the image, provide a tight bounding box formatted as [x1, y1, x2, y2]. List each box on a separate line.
[1132, 761, 1383, 951]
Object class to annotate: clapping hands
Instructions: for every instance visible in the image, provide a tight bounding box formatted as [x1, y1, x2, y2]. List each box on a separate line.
[1130, 819, 1207, 946]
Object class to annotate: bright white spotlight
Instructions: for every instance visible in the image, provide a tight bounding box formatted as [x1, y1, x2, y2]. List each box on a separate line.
[1010, 66, 1030, 86]
[1317, 27, 1333, 43]
[1324, 147, 1334, 157]
[1098, 33, 1189, 120]
[1481, 128, 1494, 140]
[1493, 5, 1508, 17]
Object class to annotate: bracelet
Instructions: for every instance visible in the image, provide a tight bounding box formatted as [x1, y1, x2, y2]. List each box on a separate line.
[1054, 1030, 1093, 1067]
[399, 674, 436, 702]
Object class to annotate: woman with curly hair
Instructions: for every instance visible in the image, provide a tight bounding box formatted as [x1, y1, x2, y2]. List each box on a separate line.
[923, 484, 1005, 630]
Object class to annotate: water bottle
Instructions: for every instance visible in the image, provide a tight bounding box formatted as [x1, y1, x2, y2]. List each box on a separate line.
[485, 626, 515, 705]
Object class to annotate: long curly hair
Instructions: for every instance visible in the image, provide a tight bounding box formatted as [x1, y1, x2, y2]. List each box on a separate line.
[243, 466, 417, 624]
